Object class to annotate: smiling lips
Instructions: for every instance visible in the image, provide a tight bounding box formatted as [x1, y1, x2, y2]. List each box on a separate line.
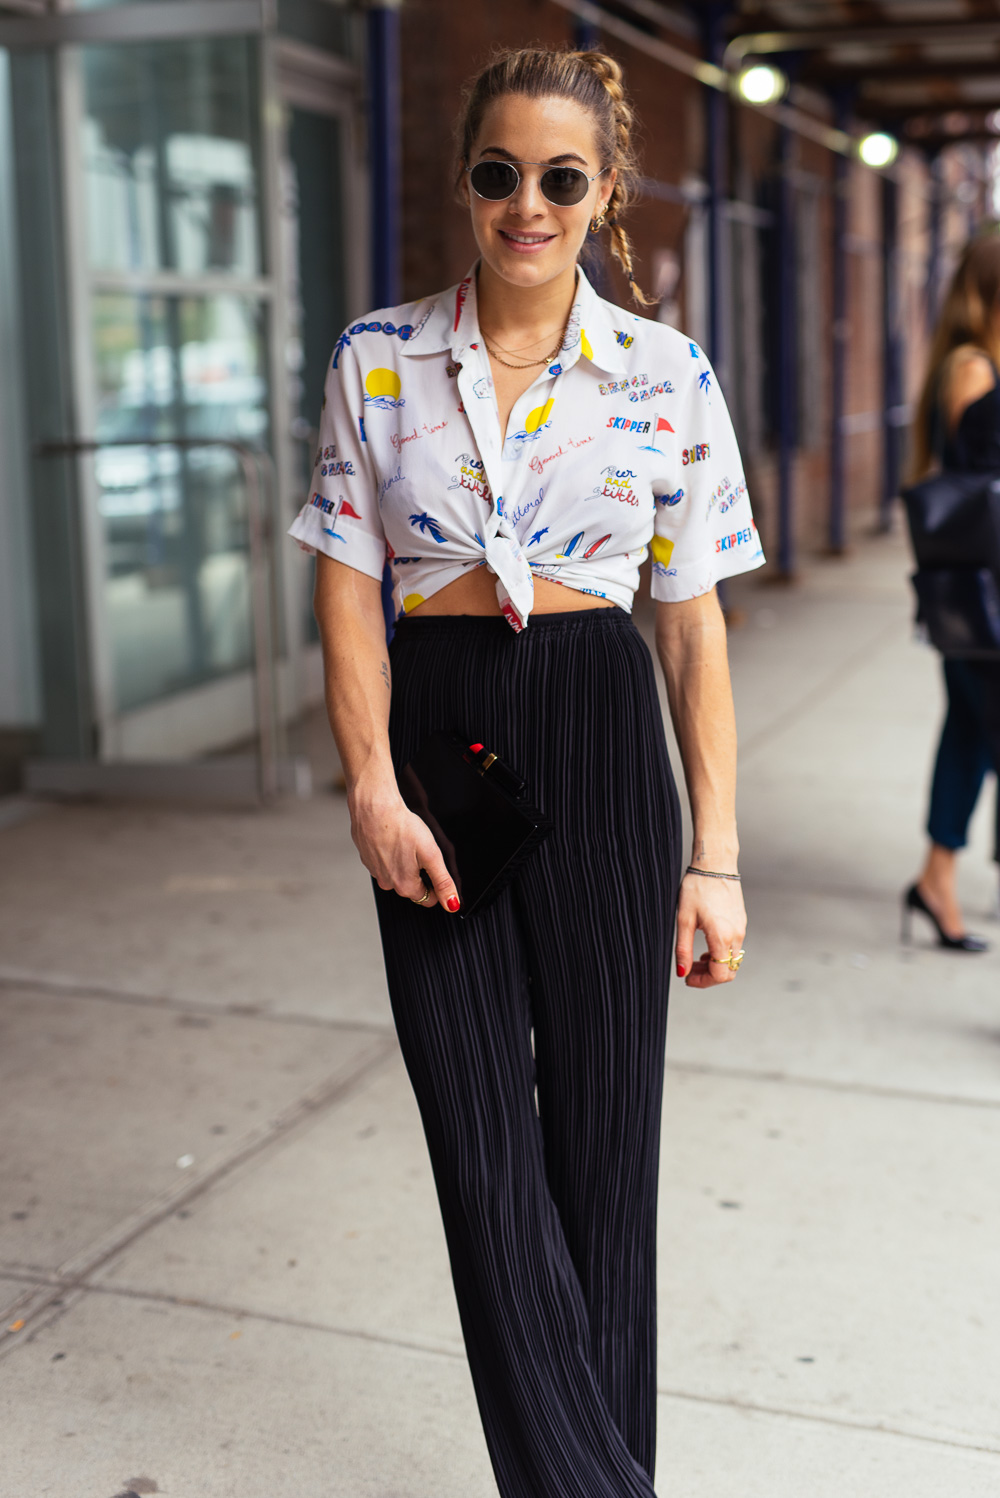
[499, 229, 556, 254]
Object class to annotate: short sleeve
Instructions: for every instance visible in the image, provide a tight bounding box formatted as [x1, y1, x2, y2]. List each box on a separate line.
[649, 343, 764, 602]
[287, 332, 386, 580]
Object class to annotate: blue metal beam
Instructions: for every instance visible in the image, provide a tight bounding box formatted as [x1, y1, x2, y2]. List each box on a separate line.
[366, 1, 402, 636]
[925, 150, 944, 333]
[775, 120, 797, 576]
[702, 3, 728, 377]
[828, 91, 851, 554]
[881, 173, 902, 530]
[367, 0, 401, 310]
[573, 17, 601, 50]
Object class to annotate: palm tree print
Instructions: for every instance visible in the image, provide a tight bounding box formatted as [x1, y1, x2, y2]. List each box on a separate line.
[409, 511, 449, 544]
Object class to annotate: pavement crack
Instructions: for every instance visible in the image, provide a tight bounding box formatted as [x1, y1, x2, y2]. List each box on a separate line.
[655, 1383, 1000, 1458]
[14, 1271, 996, 1463]
[75, 1280, 470, 1362]
[0, 968, 394, 1036]
[665, 1058, 1000, 1111]
[0, 1035, 398, 1359]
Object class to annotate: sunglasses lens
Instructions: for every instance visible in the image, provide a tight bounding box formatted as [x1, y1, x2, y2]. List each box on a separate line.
[470, 161, 519, 200]
[541, 167, 589, 205]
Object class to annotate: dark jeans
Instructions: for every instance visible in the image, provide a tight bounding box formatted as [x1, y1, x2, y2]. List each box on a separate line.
[927, 658, 1000, 861]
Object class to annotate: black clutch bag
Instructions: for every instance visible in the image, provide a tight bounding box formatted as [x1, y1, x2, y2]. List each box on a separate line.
[398, 731, 553, 918]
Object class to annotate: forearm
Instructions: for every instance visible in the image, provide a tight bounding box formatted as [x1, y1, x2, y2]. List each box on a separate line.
[312, 555, 460, 911]
[313, 555, 397, 805]
[655, 591, 739, 869]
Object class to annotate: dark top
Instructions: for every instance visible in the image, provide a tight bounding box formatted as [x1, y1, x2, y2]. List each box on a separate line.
[939, 365, 1000, 472]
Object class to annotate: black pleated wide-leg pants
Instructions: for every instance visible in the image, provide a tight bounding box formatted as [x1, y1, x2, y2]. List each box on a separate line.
[374, 607, 681, 1498]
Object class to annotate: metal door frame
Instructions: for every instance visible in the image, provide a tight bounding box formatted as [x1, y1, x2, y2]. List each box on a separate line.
[5, 2, 366, 778]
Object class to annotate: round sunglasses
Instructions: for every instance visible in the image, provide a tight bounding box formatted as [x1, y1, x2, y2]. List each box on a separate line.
[466, 159, 609, 208]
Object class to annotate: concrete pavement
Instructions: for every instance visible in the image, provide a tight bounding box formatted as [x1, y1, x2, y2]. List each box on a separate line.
[1, 526, 998, 1497]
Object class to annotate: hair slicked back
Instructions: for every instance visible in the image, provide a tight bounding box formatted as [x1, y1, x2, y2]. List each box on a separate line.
[456, 46, 651, 304]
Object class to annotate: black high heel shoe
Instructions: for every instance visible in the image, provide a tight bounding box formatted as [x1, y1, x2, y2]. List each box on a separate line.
[902, 884, 989, 952]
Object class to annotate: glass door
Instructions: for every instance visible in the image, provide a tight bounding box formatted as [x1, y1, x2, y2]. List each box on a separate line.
[5, 5, 365, 776]
[68, 31, 275, 758]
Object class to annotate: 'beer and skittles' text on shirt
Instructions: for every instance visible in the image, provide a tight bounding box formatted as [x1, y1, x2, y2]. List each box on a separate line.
[288, 265, 764, 631]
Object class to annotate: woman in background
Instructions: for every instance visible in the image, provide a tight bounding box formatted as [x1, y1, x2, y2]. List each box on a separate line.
[905, 234, 1000, 951]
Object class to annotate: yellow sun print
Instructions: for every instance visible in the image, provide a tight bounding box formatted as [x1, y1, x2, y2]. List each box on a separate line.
[524, 398, 555, 434]
[650, 535, 675, 567]
[365, 367, 402, 402]
[580, 329, 594, 362]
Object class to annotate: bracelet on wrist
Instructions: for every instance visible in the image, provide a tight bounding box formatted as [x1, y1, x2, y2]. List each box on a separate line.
[685, 865, 741, 881]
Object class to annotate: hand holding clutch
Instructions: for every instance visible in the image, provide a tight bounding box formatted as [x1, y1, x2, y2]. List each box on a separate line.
[398, 732, 552, 918]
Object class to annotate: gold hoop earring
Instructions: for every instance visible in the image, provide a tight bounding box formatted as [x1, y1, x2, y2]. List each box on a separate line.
[590, 209, 607, 233]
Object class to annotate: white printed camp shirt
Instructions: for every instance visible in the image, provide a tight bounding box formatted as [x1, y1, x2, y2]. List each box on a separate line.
[288, 262, 765, 630]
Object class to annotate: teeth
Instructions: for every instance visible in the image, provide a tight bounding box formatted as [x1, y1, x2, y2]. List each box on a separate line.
[504, 232, 550, 244]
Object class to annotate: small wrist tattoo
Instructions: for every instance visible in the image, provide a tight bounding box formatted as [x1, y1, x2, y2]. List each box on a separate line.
[380, 660, 390, 691]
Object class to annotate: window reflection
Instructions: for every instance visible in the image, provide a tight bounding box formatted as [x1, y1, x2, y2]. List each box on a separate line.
[92, 292, 268, 711]
[82, 39, 261, 278]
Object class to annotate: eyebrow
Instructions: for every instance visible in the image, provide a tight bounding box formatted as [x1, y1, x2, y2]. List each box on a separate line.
[477, 145, 590, 167]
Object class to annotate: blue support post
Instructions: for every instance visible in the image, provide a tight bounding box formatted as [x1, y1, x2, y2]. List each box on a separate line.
[367, 0, 401, 310]
[775, 120, 797, 576]
[701, 3, 728, 379]
[573, 19, 601, 50]
[926, 150, 943, 332]
[702, 5, 729, 608]
[367, 1, 402, 635]
[828, 93, 851, 554]
[881, 173, 902, 531]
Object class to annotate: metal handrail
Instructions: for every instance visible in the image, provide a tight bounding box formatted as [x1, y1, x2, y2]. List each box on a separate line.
[36, 436, 282, 800]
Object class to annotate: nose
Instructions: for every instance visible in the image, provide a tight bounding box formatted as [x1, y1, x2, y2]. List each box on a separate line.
[507, 168, 547, 218]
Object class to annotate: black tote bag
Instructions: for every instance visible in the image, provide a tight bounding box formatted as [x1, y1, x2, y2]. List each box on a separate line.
[901, 470, 1000, 657]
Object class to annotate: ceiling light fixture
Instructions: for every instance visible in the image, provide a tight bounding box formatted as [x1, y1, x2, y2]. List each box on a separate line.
[736, 64, 789, 106]
[858, 132, 899, 168]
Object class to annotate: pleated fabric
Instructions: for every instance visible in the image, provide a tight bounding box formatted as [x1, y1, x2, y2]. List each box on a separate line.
[374, 606, 681, 1498]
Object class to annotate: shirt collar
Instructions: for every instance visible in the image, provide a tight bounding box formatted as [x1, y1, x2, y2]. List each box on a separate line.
[398, 262, 629, 375]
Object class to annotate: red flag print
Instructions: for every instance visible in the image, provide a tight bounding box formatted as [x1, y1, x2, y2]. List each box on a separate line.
[655, 416, 674, 434]
[339, 500, 363, 520]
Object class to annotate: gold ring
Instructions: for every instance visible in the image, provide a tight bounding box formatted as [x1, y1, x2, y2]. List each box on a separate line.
[411, 889, 430, 905]
[726, 948, 746, 972]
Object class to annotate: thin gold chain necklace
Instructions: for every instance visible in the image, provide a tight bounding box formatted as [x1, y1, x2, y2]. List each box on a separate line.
[480, 310, 571, 370]
[482, 337, 561, 370]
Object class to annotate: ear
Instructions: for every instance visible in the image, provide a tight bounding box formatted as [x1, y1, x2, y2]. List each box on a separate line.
[598, 166, 617, 213]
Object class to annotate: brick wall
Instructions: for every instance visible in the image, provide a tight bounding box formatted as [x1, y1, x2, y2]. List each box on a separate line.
[395, 1, 955, 569]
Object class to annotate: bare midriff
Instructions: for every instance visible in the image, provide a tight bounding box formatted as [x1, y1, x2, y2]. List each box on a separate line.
[408, 566, 617, 616]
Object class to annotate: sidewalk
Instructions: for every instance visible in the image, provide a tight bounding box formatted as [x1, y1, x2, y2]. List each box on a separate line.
[1, 527, 998, 1498]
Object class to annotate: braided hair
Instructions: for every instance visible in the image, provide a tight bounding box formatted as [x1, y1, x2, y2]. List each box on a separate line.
[456, 46, 652, 306]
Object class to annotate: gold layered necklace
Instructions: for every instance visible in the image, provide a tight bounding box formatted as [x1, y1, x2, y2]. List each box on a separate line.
[480, 309, 572, 370]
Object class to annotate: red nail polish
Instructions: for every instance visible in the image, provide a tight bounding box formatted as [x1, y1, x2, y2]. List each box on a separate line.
[447, 896, 460, 912]
[676, 964, 686, 978]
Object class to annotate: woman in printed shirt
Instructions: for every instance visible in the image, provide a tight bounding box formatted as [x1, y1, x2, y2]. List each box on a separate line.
[291, 47, 763, 1498]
